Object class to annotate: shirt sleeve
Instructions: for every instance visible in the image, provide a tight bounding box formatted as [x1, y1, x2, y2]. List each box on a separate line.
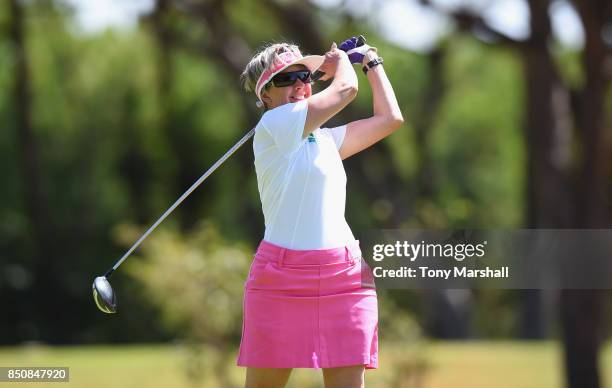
[260, 100, 308, 156]
[319, 124, 347, 150]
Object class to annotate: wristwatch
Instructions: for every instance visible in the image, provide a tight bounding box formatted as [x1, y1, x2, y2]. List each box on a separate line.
[362, 57, 384, 74]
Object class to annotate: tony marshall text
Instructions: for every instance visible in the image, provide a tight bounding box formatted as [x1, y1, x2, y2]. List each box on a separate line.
[373, 266, 510, 279]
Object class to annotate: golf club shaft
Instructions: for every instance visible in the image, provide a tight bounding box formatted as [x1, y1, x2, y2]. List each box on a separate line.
[105, 127, 256, 278]
[103, 70, 329, 278]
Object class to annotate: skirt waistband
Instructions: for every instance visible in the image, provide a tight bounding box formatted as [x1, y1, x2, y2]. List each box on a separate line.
[255, 240, 362, 266]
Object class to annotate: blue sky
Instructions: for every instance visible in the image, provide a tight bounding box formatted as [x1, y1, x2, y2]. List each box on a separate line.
[62, 0, 584, 51]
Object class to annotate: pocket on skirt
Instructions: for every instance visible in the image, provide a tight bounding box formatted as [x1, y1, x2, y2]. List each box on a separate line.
[245, 259, 274, 289]
[359, 257, 377, 289]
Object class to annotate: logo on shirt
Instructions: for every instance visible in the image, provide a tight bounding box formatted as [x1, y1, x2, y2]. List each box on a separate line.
[308, 133, 316, 143]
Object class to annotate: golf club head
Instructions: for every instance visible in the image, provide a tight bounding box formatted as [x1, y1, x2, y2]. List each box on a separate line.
[92, 276, 117, 314]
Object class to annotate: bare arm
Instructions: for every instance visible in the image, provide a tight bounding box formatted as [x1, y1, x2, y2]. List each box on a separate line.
[303, 43, 358, 137]
[339, 50, 404, 160]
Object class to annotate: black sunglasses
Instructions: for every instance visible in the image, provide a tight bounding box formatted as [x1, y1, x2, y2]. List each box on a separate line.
[269, 70, 312, 88]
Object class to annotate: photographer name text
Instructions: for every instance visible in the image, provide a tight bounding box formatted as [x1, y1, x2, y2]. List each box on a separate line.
[373, 266, 509, 279]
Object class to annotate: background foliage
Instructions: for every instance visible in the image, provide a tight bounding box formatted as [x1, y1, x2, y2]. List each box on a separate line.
[1, 0, 611, 386]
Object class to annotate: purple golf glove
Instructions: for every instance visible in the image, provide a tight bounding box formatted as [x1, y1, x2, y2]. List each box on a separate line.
[339, 36, 376, 65]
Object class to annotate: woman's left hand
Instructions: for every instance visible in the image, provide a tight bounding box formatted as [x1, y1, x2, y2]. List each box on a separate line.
[339, 36, 377, 65]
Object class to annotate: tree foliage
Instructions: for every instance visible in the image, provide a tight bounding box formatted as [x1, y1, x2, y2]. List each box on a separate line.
[0, 6, 610, 380]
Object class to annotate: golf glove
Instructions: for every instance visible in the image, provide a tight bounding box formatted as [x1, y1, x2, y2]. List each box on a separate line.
[339, 36, 377, 65]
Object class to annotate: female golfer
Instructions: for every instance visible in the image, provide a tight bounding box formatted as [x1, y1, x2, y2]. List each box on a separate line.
[237, 37, 403, 388]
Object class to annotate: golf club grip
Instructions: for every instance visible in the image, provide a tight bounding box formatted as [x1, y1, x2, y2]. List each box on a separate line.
[107, 128, 256, 276]
[311, 35, 366, 81]
[313, 35, 365, 82]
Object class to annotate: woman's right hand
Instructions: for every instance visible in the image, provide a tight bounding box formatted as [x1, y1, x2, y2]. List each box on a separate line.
[303, 40, 358, 138]
[317, 42, 346, 81]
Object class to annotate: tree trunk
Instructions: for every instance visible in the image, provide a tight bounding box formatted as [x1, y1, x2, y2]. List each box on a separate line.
[560, 2, 611, 387]
[9, 0, 55, 342]
[9, 0, 48, 249]
[561, 289, 604, 388]
[518, 0, 573, 339]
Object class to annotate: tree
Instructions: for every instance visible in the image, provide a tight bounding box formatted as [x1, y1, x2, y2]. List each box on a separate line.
[7, 0, 54, 342]
[420, 0, 611, 386]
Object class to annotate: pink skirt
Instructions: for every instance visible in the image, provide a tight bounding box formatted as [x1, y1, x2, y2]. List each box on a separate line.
[236, 240, 378, 369]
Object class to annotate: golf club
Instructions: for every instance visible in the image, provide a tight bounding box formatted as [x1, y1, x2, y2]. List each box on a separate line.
[92, 126, 256, 313]
[93, 66, 337, 313]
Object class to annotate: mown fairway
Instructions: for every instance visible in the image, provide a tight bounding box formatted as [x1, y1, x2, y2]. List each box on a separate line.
[0, 341, 610, 387]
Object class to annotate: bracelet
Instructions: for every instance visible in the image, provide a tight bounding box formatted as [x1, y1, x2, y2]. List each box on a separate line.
[362, 57, 384, 74]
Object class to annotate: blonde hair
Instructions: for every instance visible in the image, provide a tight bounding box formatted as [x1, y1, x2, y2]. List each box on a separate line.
[240, 42, 301, 102]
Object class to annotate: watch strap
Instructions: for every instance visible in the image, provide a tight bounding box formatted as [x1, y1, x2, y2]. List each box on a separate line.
[362, 57, 384, 74]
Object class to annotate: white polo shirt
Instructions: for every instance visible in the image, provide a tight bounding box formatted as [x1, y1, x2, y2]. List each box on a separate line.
[253, 100, 355, 250]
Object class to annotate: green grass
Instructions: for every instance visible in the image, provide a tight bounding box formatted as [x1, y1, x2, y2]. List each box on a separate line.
[0, 341, 610, 387]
